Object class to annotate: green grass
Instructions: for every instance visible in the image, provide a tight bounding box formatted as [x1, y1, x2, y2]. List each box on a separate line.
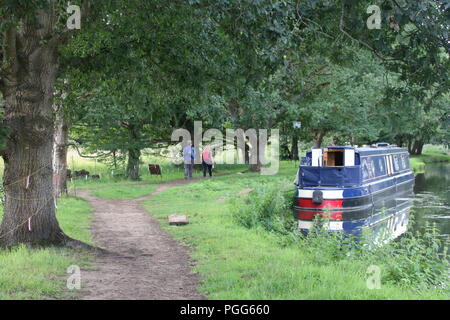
[90, 184, 160, 199]
[0, 197, 93, 300]
[141, 162, 448, 299]
[410, 151, 450, 174]
[60, 149, 249, 199]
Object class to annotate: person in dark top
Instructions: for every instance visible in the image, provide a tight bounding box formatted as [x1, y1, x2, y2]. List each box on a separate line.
[183, 140, 196, 179]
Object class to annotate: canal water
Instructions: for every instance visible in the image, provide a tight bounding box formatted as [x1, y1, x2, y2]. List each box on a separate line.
[412, 163, 450, 240]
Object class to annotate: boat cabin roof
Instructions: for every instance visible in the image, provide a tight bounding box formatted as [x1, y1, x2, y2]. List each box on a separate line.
[355, 146, 407, 156]
[315, 145, 408, 156]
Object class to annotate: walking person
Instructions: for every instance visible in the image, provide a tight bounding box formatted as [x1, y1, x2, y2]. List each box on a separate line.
[202, 145, 213, 178]
[183, 140, 196, 179]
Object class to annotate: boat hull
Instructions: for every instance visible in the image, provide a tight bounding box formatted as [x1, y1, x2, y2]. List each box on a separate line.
[294, 172, 415, 237]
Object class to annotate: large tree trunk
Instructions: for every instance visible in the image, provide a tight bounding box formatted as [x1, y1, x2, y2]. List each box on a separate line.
[411, 140, 424, 155]
[0, 52, 66, 247]
[0, 12, 72, 247]
[416, 141, 424, 155]
[53, 105, 69, 197]
[312, 131, 324, 148]
[126, 148, 141, 181]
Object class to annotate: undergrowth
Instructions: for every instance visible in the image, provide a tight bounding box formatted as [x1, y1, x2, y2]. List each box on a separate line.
[232, 186, 450, 293]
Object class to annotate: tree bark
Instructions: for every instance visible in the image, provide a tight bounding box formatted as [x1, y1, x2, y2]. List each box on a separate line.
[292, 136, 299, 161]
[249, 141, 265, 172]
[416, 141, 424, 155]
[411, 139, 424, 155]
[126, 125, 142, 181]
[0, 12, 69, 247]
[0, 53, 66, 246]
[53, 105, 69, 197]
[126, 148, 141, 181]
[312, 131, 324, 148]
[244, 142, 250, 164]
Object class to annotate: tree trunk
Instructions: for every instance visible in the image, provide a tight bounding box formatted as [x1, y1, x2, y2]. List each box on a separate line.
[312, 131, 324, 148]
[53, 105, 69, 197]
[112, 150, 118, 170]
[244, 142, 250, 164]
[249, 141, 265, 172]
[0, 48, 66, 247]
[411, 140, 424, 155]
[416, 141, 424, 155]
[407, 138, 413, 154]
[126, 125, 142, 181]
[292, 136, 299, 161]
[126, 148, 141, 181]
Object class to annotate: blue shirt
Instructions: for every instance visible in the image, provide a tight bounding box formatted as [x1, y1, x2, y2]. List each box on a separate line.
[183, 145, 196, 162]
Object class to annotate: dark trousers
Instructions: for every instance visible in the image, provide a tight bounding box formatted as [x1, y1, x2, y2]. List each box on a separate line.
[184, 162, 194, 178]
[202, 161, 212, 177]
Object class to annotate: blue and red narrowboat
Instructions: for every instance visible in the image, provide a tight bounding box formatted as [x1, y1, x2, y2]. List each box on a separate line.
[294, 143, 414, 238]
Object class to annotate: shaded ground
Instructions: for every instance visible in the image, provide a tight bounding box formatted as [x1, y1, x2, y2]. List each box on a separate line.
[77, 178, 205, 300]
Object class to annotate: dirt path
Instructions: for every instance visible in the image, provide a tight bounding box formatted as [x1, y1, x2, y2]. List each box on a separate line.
[76, 178, 205, 300]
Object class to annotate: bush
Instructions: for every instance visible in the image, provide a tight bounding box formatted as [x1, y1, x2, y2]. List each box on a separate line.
[359, 221, 450, 290]
[231, 186, 296, 238]
[232, 186, 450, 292]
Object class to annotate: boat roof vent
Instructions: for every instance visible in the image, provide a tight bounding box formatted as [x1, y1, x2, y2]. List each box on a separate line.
[372, 142, 390, 148]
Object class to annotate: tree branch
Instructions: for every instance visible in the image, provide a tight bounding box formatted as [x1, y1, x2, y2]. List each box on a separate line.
[68, 141, 113, 159]
[338, 0, 405, 63]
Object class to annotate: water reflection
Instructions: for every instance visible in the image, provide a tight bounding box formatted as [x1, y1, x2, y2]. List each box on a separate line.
[344, 189, 414, 245]
[350, 163, 449, 244]
[412, 163, 450, 239]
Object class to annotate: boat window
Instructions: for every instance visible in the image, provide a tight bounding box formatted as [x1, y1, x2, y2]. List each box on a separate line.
[386, 155, 392, 175]
[393, 155, 400, 171]
[362, 158, 369, 180]
[361, 158, 375, 179]
[400, 154, 407, 169]
[324, 149, 344, 166]
[369, 159, 376, 178]
[377, 157, 385, 174]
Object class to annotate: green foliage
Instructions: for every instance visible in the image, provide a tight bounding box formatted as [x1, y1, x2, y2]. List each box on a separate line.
[231, 187, 296, 238]
[232, 185, 449, 292]
[360, 222, 449, 290]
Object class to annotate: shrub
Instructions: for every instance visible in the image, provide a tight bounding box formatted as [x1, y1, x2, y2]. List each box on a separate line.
[232, 186, 450, 292]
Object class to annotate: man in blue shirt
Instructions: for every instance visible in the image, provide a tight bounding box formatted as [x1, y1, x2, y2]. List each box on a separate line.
[183, 140, 196, 179]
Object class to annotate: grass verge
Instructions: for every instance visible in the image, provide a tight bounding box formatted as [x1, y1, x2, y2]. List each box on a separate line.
[0, 197, 93, 300]
[410, 152, 450, 174]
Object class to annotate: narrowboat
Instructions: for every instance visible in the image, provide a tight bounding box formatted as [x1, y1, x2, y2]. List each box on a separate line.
[294, 143, 414, 238]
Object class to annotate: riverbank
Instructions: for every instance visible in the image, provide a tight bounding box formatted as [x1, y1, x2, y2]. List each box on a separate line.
[142, 164, 449, 299]
[410, 152, 450, 174]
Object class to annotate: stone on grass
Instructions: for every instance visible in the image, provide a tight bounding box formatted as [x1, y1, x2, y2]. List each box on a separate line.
[168, 214, 189, 226]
